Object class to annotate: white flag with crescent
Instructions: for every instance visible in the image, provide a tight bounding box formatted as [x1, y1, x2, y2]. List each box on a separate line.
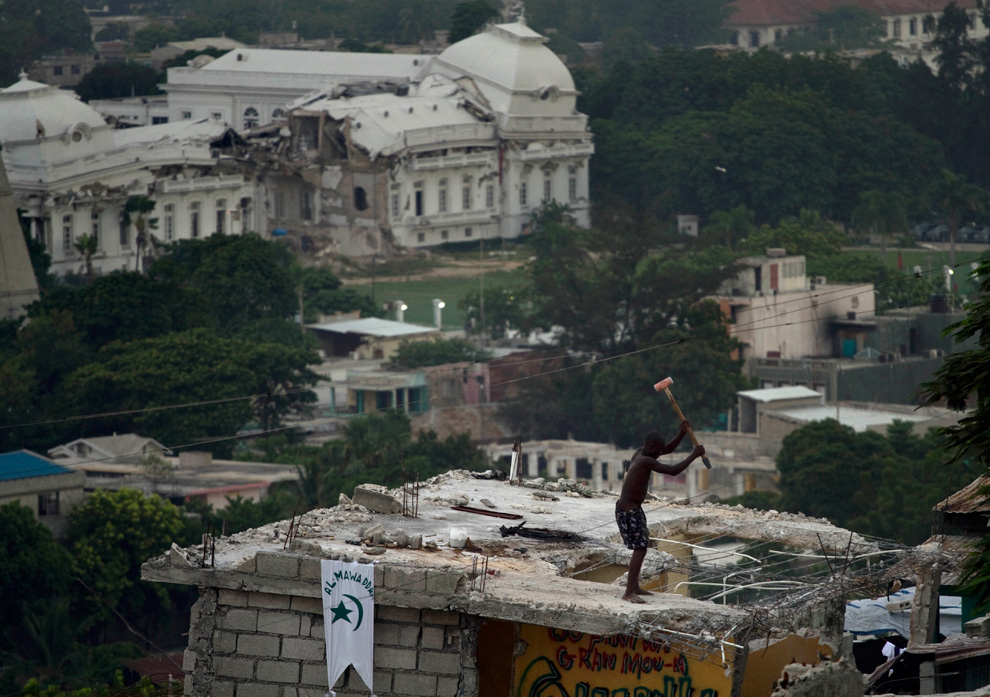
[321, 559, 375, 695]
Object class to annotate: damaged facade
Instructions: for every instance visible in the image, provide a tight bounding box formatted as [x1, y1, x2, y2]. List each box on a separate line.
[0, 76, 256, 277]
[258, 21, 593, 257]
[144, 470, 953, 697]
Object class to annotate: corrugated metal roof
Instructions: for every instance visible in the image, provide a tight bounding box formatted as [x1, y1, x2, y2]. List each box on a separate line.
[0, 450, 74, 482]
[935, 474, 990, 514]
[308, 318, 436, 338]
[738, 386, 823, 402]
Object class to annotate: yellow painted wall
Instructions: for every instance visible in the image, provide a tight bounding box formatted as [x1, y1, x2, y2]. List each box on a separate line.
[514, 624, 734, 697]
[739, 634, 833, 697]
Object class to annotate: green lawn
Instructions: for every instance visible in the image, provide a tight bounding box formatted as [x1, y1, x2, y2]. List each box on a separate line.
[847, 247, 990, 295]
[351, 269, 527, 328]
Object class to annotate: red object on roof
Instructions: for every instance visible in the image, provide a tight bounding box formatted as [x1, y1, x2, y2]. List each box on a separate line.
[725, 0, 978, 27]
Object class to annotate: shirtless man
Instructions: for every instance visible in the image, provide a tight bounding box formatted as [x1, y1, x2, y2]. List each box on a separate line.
[616, 423, 705, 603]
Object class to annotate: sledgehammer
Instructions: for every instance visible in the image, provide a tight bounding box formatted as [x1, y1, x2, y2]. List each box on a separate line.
[653, 377, 712, 469]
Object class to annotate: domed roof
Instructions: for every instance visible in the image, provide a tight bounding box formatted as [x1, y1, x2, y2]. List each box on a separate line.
[434, 22, 576, 114]
[0, 75, 108, 144]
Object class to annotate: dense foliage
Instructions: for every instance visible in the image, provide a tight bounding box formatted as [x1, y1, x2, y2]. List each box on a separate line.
[921, 260, 990, 612]
[0, 236, 380, 456]
[722, 420, 986, 546]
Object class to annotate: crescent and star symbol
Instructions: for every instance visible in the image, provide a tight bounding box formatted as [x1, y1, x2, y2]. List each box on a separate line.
[330, 594, 364, 631]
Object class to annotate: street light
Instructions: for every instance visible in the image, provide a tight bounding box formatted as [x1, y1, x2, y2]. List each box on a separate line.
[395, 300, 407, 323]
[432, 298, 445, 329]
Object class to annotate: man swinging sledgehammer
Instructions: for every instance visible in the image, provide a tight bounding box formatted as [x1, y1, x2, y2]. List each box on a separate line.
[614, 377, 708, 603]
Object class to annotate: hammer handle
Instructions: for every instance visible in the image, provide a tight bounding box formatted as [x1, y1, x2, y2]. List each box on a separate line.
[663, 387, 712, 469]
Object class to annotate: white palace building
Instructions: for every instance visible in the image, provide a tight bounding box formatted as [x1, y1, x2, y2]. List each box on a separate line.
[1, 20, 593, 277]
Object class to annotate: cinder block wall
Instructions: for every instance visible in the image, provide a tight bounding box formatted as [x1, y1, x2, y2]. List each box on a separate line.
[181, 551, 477, 697]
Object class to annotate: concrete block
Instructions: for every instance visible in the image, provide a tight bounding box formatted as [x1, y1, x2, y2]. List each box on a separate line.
[183, 674, 194, 696]
[422, 609, 460, 626]
[215, 656, 255, 679]
[376, 605, 420, 624]
[374, 646, 417, 670]
[256, 659, 300, 683]
[258, 611, 301, 635]
[301, 661, 329, 687]
[445, 627, 461, 650]
[222, 608, 258, 632]
[236, 556, 257, 573]
[182, 649, 197, 672]
[291, 596, 323, 614]
[282, 637, 325, 661]
[299, 557, 322, 581]
[385, 567, 427, 592]
[421, 627, 445, 650]
[965, 614, 990, 638]
[236, 683, 278, 697]
[393, 672, 438, 696]
[300, 615, 312, 637]
[238, 634, 280, 656]
[213, 630, 237, 654]
[426, 570, 463, 596]
[212, 681, 235, 697]
[418, 651, 461, 675]
[218, 589, 249, 607]
[249, 592, 292, 610]
[373, 671, 393, 694]
[374, 565, 384, 588]
[256, 552, 301, 579]
[352, 485, 402, 514]
[437, 676, 460, 697]
[284, 688, 326, 697]
[375, 623, 419, 647]
[310, 618, 325, 639]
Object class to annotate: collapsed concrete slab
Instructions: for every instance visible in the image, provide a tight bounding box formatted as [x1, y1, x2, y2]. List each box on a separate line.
[144, 470, 933, 697]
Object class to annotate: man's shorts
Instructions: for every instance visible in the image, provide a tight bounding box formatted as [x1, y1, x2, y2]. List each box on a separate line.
[615, 505, 650, 550]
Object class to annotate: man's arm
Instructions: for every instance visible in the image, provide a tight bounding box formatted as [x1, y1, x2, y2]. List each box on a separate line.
[641, 444, 706, 476]
[662, 420, 691, 454]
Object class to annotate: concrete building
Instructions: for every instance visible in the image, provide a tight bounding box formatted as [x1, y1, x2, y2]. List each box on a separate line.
[162, 21, 592, 256]
[0, 75, 257, 278]
[0, 450, 85, 538]
[143, 469, 953, 697]
[724, 0, 987, 53]
[306, 318, 441, 361]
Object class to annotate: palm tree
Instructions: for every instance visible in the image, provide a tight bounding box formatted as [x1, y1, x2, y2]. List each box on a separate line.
[924, 169, 987, 267]
[124, 196, 159, 271]
[851, 190, 908, 265]
[72, 232, 98, 281]
[703, 205, 755, 249]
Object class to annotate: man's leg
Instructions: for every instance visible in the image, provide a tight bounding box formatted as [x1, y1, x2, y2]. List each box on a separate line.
[623, 548, 647, 603]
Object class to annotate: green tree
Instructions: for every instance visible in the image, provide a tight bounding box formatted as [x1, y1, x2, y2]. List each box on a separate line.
[923, 168, 986, 268]
[67, 490, 183, 638]
[776, 6, 886, 52]
[32, 272, 189, 351]
[150, 234, 298, 336]
[0, 0, 91, 85]
[448, 0, 499, 43]
[0, 503, 73, 647]
[850, 189, 908, 263]
[124, 196, 159, 271]
[72, 234, 98, 282]
[702, 205, 755, 249]
[390, 337, 491, 368]
[75, 63, 163, 102]
[58, 328, 319, 455]
[590, 301, 748, 446]
[131, 23, 182, 53]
